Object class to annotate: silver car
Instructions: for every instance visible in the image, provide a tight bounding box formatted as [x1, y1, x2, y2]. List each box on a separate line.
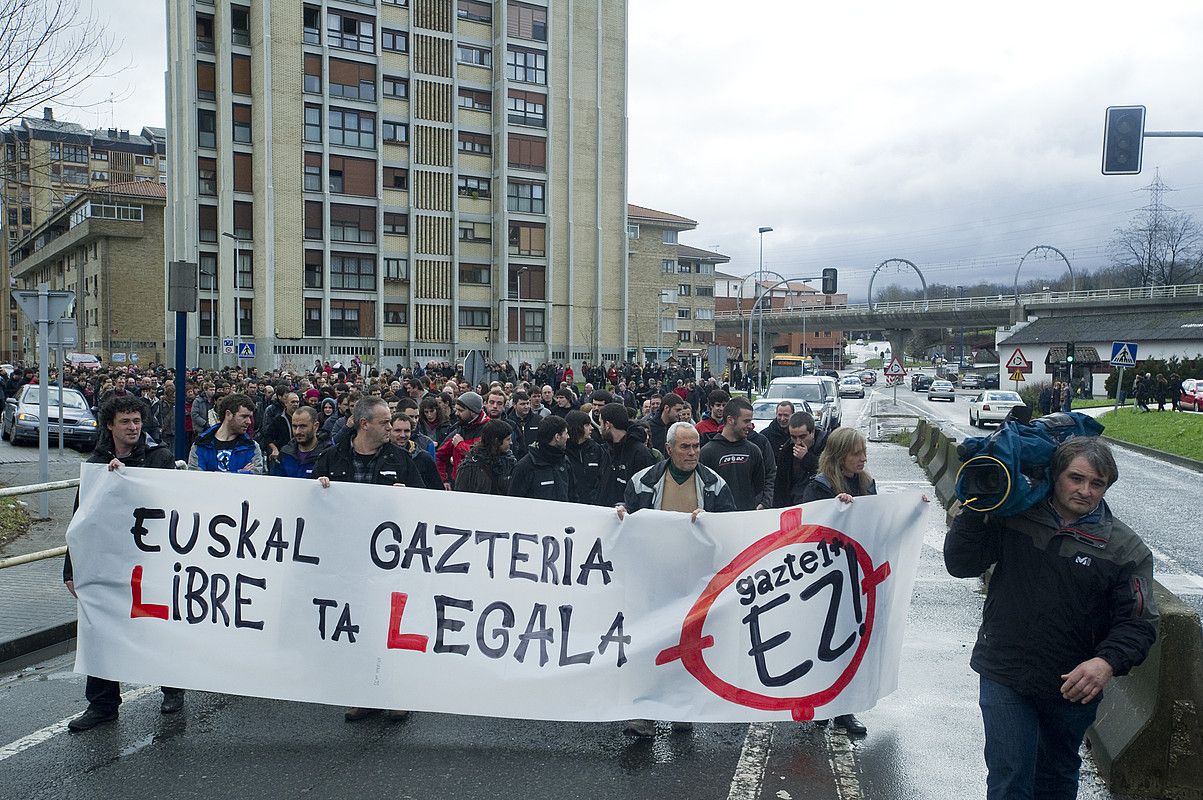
[927, 380, 957, 402]
[2, 385, 99, 450]
[751, 398, 814, 433]
[764, 377, 842, 431]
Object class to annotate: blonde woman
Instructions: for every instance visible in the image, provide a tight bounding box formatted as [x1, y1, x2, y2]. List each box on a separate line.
[801, 427, 876, 504]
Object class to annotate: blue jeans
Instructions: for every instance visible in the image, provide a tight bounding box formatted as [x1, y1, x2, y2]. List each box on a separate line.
[978, 675, 1100, 800]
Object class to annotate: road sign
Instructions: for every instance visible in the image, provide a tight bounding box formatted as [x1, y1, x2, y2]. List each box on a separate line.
[222, 337, 235, 355]
[13, 289, 74, 323]
[883, 357, 907, 377]
[885, 374, 904, 386]
[1009, 370, 1026, 383]
[1005, 347, 1032, 373]
[112, 352, 127, 363]
[1110, 341, 1138, 368]
[238, 342, 256, 359]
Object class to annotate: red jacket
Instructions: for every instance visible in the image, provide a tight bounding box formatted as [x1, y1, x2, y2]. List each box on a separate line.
[435, 410, 489, 482]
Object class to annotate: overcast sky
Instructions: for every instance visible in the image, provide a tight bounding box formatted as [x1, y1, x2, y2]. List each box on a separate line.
[62, 0, 1203, 302]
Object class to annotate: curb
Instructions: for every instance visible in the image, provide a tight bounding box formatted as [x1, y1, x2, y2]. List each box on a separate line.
[1103, 437, 1203, 474]
[0, 619, 76, 666]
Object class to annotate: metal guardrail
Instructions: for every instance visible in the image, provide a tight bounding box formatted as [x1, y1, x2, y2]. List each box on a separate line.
[713, 282, 1203, 320]
[0, 478, 79, 569]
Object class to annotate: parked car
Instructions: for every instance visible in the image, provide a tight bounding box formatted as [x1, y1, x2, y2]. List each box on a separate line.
[960, 374, 984, 390]
[983, 373, 1000, 389]
[1179, 378, 1203, 412]
[927, 380, 957, 402]
[968, 391, 1026, 427]
[750, 398, 813, 433]
[765, 376, 842, 432]
[838, 376, 865, 399]
[911, 372, 934, 392]
[2, 385, 99, 450]
[858, 370, 877, 386]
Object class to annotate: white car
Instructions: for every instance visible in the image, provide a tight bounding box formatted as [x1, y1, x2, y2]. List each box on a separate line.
[751, 398, 813, 433]
[968, 391, 1026, 427]
[838, 376, 865, 399]
[764, 377, 842, 432]
[927, 380, 957, 402]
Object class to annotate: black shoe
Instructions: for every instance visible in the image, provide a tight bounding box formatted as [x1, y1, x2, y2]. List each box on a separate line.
[834, 714, 867, 736]
[68, 707, 118, 732]
[344, 707, 379, 722]
[160, 689, 185, 714]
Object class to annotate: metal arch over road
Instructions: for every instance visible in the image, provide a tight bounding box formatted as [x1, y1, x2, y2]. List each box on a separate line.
[1015, 245, 1075, 299]
[868, 259, 929, 312]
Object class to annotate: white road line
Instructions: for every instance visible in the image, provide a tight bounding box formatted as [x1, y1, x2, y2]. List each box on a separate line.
[726, 722, 775, 800]
[0, 685, 158, 763]
[825, 730, 864, 800]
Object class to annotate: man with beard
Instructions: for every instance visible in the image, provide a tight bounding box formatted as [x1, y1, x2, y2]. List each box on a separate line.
[271, 405, 330, 479]
[188, 393, 265, 474]
[699, 397, 765, 511]
[598, 403, 657, 508]
[509, 415, 574, 502]
[390, 413, 443, 489]
[435, 391, 489, 489]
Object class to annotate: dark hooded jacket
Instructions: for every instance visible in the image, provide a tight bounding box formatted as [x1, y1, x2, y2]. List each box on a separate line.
[565, 437, 611, 505]
[509, 443, 574, 502]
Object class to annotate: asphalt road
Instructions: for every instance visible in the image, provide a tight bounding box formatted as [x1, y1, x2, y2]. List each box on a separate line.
[0, 395, 1136, 800]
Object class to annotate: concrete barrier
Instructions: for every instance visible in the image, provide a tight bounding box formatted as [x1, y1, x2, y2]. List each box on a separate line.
[917, 425, 942, 467]
[1087, 582, 1203, 799]
[926, 433, 953, 482]
[933, 441, 962, 507]
[909, 418, 930, 458]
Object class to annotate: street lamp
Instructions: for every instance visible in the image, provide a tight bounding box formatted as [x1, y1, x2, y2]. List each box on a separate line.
[656, 289, 671, 364]
[956, 285, 965, 370]
[756, 226, 772, 389]
[513, 265, 529, 347]
[221, 231, 244, 368]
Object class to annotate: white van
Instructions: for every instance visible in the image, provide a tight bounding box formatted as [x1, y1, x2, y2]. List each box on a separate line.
[763, 376, 843, 432]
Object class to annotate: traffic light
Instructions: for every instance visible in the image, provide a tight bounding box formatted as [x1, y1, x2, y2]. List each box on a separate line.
[1065, 342, 1075, 364]
[822, 267, 838, 294]
[1102, 105, 1145, 175]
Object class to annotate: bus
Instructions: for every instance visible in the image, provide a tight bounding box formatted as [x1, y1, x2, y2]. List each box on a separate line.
[770, 355, 817, 380]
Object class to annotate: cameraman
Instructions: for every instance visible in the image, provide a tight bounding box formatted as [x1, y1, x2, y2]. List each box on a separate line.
[944, 438, 1156, 800]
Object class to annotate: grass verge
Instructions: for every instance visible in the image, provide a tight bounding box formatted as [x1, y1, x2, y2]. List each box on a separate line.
[886, 429, 914, 447]
[1097, 408, 1203, 462]
[0, 494, 33, 549]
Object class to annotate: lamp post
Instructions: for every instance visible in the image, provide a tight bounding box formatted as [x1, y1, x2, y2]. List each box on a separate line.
[221, 231, 244, 369]
[513, 265, 529, 350]
[756, 226, 772, 390]
[656, 289, 671, 363]
[956, 285, 965, 370]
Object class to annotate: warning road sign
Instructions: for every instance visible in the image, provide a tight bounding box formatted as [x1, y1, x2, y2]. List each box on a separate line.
[883, 357, 907, 377]
[1110, 341, 1138, 368]
[1010, 370, 1026, 382]
[1006, 348, 1032, 373]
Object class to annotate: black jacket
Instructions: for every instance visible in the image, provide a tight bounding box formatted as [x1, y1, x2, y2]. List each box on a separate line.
[405, 441, 445, 490]
[565, 438, 611, 505]
[623, 460, 736, 514]
[64, 432, 177, 583]
[774, 438, 819, 508]
[311, 436, 423, 488]
[505, 409, 541, 460]
[945, 500, 1157, 699]
[600, 433, 658, 507]
[699, 435, 765, 511]
[763, 419, 790, 455]
[800, 472, 876, 503]
[647, 412, 675, 454]
[509, 444, 574, 502]
[454, 446, 516, 495]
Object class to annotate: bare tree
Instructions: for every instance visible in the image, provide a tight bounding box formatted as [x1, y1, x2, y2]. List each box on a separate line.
[1109, 210, 1203, 286]
[0, 0, 120, 128]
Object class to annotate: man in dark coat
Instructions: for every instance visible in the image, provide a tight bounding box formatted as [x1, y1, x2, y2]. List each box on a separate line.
[509, 415, 574, 502]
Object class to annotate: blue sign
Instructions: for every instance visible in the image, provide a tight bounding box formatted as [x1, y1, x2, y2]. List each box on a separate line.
[238, 342, 256, 359]
[1110, 341, 1138, 368]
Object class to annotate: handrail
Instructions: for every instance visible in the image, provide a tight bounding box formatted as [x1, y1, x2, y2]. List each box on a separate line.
[0, 479, 81, 498]
[0, 546, 67, 570]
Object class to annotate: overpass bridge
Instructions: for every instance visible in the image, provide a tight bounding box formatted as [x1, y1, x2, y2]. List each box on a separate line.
[714, 283, 1203, 359]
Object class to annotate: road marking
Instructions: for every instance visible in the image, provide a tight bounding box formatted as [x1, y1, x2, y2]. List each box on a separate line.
[825, 729, 864, 800]
[726, 722, 775, 800]
[0, 685, 158, 763]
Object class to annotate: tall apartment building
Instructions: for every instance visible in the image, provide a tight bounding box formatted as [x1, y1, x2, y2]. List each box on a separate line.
[166, 0, 627, 372]
[625, 203, 727, 363]
[1, 109, 166, 361]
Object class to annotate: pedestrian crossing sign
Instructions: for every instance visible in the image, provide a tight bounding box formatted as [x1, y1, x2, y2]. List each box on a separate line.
[1110, 341, 1137, 368]
[883, 357, 906, 377]
[238, 342, 256, 359]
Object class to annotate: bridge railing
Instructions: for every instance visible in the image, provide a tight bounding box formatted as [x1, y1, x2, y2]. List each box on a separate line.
[713, 283, 1203, 320]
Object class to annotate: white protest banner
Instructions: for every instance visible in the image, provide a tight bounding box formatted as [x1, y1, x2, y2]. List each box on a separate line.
[68, 464, 927, 722]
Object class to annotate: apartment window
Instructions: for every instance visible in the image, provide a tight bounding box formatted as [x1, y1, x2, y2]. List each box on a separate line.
[679, 284, 691, 297]
[328, 11, 374, 52]
[236, 250, 254, 290]
[661, 259, 675, 274]
[196, 13, 214, 52]
[304, 54, 322, 94]
[233, 200, 254, 239]
[506, 46, 546, 84]
[662, 229, 678, 245]
[330, 300, 372, 337]
[384, 303, 407, 325]
[694, 308, 714, 320]
[699, 263, 715, 275]
[232, 104, 252, 143]
[328, 155, 375, 196]
[232, 152, 252, 192]
[303, 5, 321, 43]
[231, 5, 250, 45]
[457, 44, 491, 67]
[458, 175, 490, 198]
[330, 203, 376, 243]
[677, 262, 691, 274]
[506, 90, 545, 127]
[383, 166, 408, 190]
[678, 331, 692, 343]
[199, 204, 218, 242]
[304, 250, 323, 288]
[677, 308, 691, 320]
[459, 263, 490, 284]
[382, 29, 407, 53]
[199, 253, 217, 290]
[627, 223, 639, 239]
[20, 207, 32, 224]
[521, 309, 545, 342]
[660, 289, 677, 303]
[660, 318, 677, 334]
[383, 212, 408, 235]
[384, 257, 408, 280]
[198, 109, 216, 148]
[303, 152, 321, 191]
[329, 107, 375, 148]
[383, 75, 408, 99]
[382, 120, 408, 144]
[92, 149, 109, 161]
[508, 133, 545, 170]
[329, 56, 370, 99]
[330, 253, 376, 290]
[197, 61, 216, 101]
[457, 0, 491, 22]
[232, 54, 252, 95]
[457, 88, 491, 111]
[198, 158, 217, 194]
[304, 201, 323, 240]
[458, 131, 491, 155]
[304, 105, 322, 142]
[304, 299, 322, 336]
[508, 264, 546, 300]
[507, 2, 547, 41]
[91, 169, 109, 180]
[199, 300, 216, 336]
[459, 222, 490, 242]
[695, 331, 713, 344]
[508, 222, 545, 256]
[507, 180, 544, 214]
[696, 286, 714, 298]
[458, 308, 490, 329]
